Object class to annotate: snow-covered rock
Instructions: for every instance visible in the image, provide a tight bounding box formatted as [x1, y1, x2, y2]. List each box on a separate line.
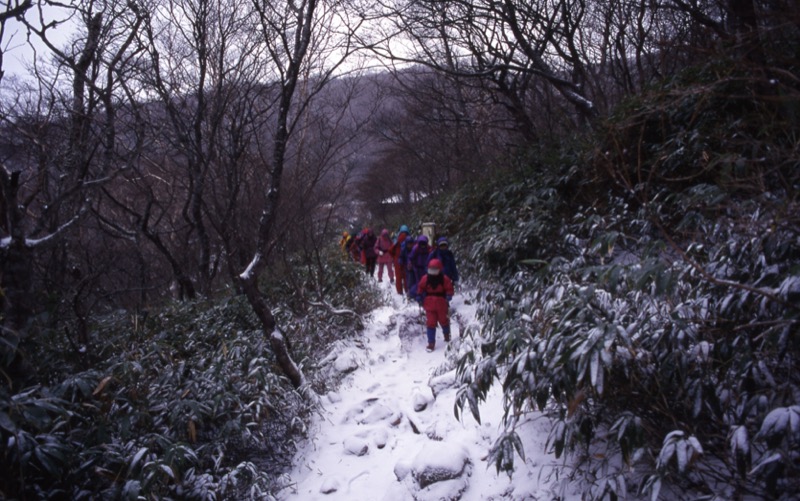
[343, 436, 369, 456]
[319, 476, 341, 494]
[326, 391, 342, 404]
[334, 349, 360, 374]
[359, 403, 395, 424]
[414, 478, 469, 501]
[424, 420, 449, 441]
[394, 459, 412, 481]
[412, 392, 429, 412]
[428, 370, 457, 398]
[411, 442, 471, 488]
[342, 398, 377, 423]
[373, 427, 389, 449]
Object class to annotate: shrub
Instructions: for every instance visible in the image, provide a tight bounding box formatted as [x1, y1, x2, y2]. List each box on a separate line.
[438, 54, 800, 497]
[0, 245, 375, 499]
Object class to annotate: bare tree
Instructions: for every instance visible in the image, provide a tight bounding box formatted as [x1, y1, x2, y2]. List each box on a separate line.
[0, 0, 32, 83]
[127, 0, 278, 297]
[278, 74, 376, 277]
[1, 0, 370, 379]
[237, 0, 362, 390]
[360, 0, 792, 144]
[1, 0, 143, 375]
[369, 67, 506, 191]
[365, 0, 600, 127]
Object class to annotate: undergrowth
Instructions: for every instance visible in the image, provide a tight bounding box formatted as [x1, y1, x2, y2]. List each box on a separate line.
[421, 52, 800, 499]
[0, 249, 375, 500]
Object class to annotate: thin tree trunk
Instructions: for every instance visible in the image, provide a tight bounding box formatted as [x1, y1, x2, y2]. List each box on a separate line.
[239, 274, 304, 387]
[240, 0, 319, 391]
[0, 168, 34, 385]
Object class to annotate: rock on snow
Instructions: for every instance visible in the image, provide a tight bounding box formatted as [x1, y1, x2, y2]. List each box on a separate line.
[411, 442, 471, 488]
[412, 392, 430, 412]
[343, 436, 369, 456]
[333, 349, 360, 374]
[319, 477, 341, 494]
[429, 370, 457, 398]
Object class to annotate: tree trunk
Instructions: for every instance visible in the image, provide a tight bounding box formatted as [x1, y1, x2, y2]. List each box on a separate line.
[0, 168, 35, 385]
[728, 0, 758, 35]
[1, 169, 32, 332]
[240, 0, 319, 392]
[239, 273, 304, 388]
[1, 241, 33, 333]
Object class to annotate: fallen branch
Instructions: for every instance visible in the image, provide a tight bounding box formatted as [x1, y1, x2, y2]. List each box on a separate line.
[308, 300, 360, 319]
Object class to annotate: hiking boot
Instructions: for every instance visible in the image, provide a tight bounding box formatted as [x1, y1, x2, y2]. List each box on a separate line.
[426, 343, 435, 352]
[444, 332, 451, 342]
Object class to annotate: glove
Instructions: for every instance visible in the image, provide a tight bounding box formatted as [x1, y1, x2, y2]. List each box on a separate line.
[446, 295, 453, 302]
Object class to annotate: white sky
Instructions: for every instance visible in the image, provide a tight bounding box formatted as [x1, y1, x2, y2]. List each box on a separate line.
[1, 2, 76, 79]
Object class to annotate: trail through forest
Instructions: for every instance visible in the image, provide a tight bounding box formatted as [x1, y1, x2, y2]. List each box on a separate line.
[278, 281, 579, 500]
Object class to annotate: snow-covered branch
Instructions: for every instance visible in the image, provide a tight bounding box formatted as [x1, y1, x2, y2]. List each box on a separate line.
[308, 300, 360, 319]
[239, 252, 262, 281]
[0, 209, 86, 249]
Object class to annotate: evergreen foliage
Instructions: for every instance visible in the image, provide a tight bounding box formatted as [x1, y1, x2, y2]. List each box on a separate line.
[2, 13, 799, 501]
[424, 54, 800, 499]
[0, 251, 375, 499]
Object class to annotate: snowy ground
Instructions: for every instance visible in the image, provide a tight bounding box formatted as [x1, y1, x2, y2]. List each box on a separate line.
[277, 281, 579, 501]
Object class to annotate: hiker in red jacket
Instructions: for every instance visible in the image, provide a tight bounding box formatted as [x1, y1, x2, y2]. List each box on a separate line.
[350, 230, 364, 262]
[390, 225, 410, 294]
[374, 229, 394, 282]
[415, 259, 454, 352]
[361, 228, 378, 276]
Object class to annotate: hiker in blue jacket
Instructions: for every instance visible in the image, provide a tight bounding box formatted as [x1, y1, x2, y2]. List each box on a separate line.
[390, 225, 410, 294]
[406, 235, 430, 299]
[427, 237, 459, 286]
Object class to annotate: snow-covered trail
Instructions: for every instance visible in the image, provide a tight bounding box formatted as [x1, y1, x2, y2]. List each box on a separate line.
[278, 281, 572, 500]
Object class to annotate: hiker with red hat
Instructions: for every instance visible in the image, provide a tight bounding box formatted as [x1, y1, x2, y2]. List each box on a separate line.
[415, 258, 454, 352]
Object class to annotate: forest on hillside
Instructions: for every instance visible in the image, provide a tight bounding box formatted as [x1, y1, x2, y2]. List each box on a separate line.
[1, 0, 798, 498]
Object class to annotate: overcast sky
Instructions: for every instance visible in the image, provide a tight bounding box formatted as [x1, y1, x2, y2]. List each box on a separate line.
[1, 3, 75, 80]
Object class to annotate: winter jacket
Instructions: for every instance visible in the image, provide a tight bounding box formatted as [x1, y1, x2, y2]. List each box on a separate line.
[399, 235, 413, 268]
[349, 235, 361, 260]
[427, 248, 459, 282]
[375, 230, 393, 264]
[339, 232, 350, 251]
[361, 230, 378, 259]
[407, 242, 430, 283]
[416, 273, 454, 311]
[390, 232, 408, 266]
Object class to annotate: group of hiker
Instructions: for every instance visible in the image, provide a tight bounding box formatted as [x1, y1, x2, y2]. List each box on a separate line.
[339, 226, 460, 352]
